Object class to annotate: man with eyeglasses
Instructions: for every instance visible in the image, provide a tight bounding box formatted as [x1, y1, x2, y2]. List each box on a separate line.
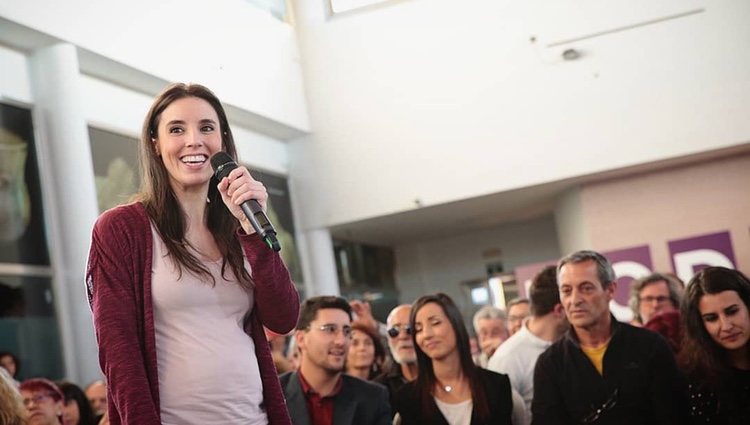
[507, 298, 531, 336]
[279, 296, 391, 425]
[629, 273, 682, 326]
[373, 304, 418, 417]
[20, 378, 65, 425]
[531, 251, 687, 425]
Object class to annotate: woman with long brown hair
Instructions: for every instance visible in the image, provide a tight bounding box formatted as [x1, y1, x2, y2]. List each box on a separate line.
[394, 293, 519, 425]
[679, 267, 750, 424]
[86, 83, 299, 425]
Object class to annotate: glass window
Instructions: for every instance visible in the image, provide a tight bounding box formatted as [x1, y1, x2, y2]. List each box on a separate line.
[88, 127, 139, 213]
[0, 102, 63, 380]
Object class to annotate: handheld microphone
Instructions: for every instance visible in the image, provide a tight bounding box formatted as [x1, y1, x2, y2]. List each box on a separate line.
[210, 152, 281, 252]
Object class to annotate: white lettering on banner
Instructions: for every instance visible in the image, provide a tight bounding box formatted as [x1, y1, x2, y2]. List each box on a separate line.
[609, 261, 652, 323]
[612, 261, 652, 282]
[674, 249, 734, 284]
[609, 300, 634, 323]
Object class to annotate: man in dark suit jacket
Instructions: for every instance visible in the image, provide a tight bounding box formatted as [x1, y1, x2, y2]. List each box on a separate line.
[280, 296, 391, 425]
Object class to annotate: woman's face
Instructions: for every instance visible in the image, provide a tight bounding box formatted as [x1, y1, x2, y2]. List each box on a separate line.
[347, 330, 376, 370]
[154, 96, 223, 196]
[414, 302, 457, 361]
[61, 398, 80, 425]
[21, 389, 62, 425]
[699, 290, 750, 352]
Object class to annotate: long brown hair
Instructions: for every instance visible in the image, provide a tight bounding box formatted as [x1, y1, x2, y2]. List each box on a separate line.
[410, 293, 490, 422]
[679, 267, 750, 388]
[136, 82, 252, 289]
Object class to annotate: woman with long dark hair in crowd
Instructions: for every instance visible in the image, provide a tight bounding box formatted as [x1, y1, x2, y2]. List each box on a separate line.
[56, 381, 96, 425]
[346, 322, 387, 381]
[680, 266, 750, 424]
[394, 293, 522, 425]
[86, 83, 299, 425]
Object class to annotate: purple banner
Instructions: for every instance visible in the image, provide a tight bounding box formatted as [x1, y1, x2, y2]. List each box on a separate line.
[602, 245, 654, 306]
[514, 260, 558, 298]
[668, 231, 736, 284]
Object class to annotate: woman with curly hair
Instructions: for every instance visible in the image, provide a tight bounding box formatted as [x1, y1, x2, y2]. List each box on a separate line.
[679, 266, 750, 424]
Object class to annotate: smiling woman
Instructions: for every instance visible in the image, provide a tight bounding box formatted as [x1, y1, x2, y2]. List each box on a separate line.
[85, 83, 299, 425]
[679, 267, 750, 424]
[394, 293, 517, 425]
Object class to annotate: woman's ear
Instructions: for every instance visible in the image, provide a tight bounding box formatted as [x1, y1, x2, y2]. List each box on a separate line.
[152, 138, 161, 156]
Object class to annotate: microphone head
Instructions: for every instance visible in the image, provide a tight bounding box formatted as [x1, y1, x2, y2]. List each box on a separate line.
[210, 152, 238, 180]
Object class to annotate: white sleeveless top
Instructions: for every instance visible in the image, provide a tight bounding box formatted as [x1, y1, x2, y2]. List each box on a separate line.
[435, 397, 473, 425]
[150, 225, 267, 425]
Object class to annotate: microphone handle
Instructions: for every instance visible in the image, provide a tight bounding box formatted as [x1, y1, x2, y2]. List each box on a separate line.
[239, 200, 281, 252]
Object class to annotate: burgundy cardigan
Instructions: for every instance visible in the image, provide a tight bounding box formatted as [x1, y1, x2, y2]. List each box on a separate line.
[86, 203, 298, 425]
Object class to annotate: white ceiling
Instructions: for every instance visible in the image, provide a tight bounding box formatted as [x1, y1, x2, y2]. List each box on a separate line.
[329, 144, 750, 246]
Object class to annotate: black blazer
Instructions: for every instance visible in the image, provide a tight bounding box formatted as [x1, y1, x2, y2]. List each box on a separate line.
[279, 371, 391, 425]
[395, 368, 513, 425]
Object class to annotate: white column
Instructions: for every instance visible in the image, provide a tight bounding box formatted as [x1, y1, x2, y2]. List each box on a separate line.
[554, 187, 591, 256]
[29, 43, 100, 385]
[300, 228, 340, 297]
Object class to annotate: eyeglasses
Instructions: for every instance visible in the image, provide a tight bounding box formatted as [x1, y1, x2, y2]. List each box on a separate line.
[639, 295, 670, 304]
[22, 392, 55, 407]
[581, 388, 618, 423]
[309, 324, 353, 338]
[387, 324, 412, 338]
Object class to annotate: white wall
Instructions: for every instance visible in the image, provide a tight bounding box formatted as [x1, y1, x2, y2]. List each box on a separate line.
[0, 44, 32, 103]
[394, 215, 560, 311]
[0, 0, 309, 132]
[554, 187, 590, 255]
[290, 0, 750, 231]
[582, 153, 750, 273]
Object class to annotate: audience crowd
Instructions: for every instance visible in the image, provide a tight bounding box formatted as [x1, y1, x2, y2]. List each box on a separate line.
[2, 250, 749, 425]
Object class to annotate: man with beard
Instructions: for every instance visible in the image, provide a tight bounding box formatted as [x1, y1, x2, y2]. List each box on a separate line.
[374, 304, 418, 417]
[280, 296, 390, 425]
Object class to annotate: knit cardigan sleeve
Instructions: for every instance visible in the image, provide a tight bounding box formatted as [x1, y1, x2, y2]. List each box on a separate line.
[239, 230, 299, 425]
[239, 230, 300, 334]
[85, 204, 160, 425]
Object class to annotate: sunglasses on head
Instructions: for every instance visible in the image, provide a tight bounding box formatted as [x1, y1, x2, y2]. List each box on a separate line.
[387, 324, 412, 338]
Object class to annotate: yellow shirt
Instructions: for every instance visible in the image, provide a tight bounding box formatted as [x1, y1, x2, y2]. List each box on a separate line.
[581, 341, 610, 375]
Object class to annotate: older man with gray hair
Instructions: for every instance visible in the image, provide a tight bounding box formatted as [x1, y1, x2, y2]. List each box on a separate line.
[531, 250, 687, 425]
[374, 304, 418, 418]
[472, 305, 508, 367]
